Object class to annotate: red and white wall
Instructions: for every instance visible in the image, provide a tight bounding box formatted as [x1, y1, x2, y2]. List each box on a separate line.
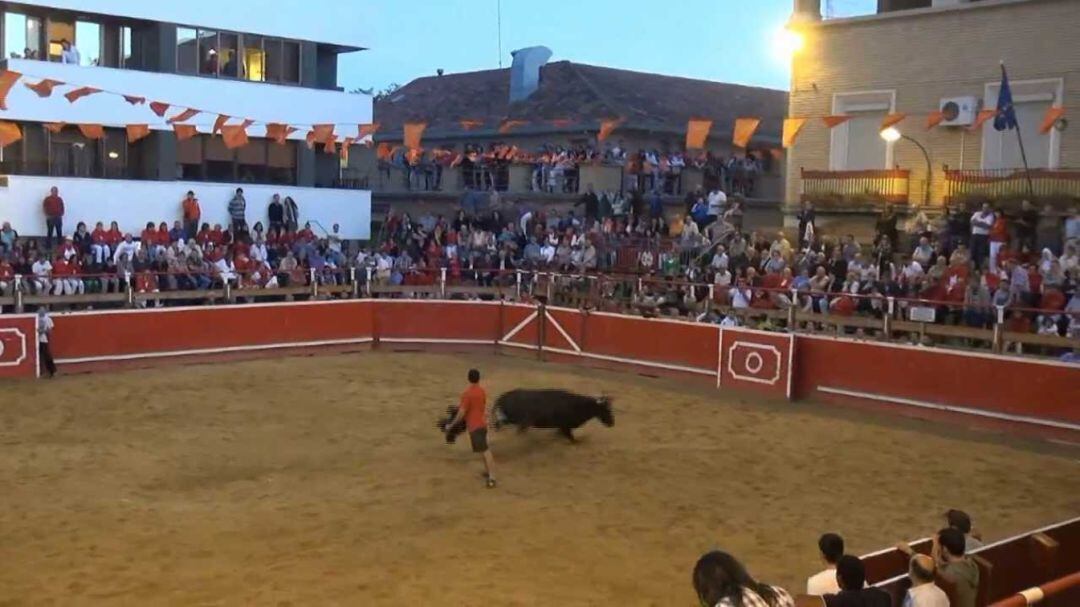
[1, 301, 1076, 436]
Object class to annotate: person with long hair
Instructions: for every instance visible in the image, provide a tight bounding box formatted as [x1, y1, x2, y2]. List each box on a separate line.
[692, 550, 793, 607]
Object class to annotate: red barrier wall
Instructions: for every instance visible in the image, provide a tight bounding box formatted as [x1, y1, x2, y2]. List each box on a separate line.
[0, 315, 38, 379]
[8, 300, 1075, 437]
[794, 336, 1080, 426]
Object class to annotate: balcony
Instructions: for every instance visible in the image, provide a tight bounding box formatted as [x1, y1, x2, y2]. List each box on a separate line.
[0, 58, 371, 139]
[944, 167, 1080, 206]
[799, 168, 910, 208]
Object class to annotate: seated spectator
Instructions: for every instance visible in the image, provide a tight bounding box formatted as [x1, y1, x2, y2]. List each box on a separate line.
[692, 550, 793, 607]
[904, 554, 949, 607]
[0, 254, 13, 295]
[113, 233, 138, 265]
[945, 509, 983, 552]
[899, 527, 979, 607]
[807, 532, 845, 596]
[30, 251, 52, 295]
[51, 254, 84, 296]
[823, 555, 890, 607]
[72, 222, 92, 257]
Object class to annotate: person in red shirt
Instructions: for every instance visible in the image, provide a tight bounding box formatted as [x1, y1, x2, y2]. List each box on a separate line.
[156, 222, 170, 247]
[42, 186, 65, 249]
[196, 222, 212, 246]
[89, 221, 110, 263]
[0, 255, 14, 295]
[988, 208, 1009, 271]
[51, 254, 84, 295]
[208, 224, 224, 247]
[104, 221, 123, 250]
[443, 368, 496, 488]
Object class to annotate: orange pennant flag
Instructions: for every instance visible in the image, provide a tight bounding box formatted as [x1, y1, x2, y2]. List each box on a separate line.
[123, 95, 146, 105]
[64, 86, 100, 103]
[685, 118, 713, 149]
[212, 114, 230, 134]
[597, 118, 622, 142]
[377, 142, 393, 161]
[265, 123, 294, 145]
[1040, 106, 1065, 134]
[970, 109, 998, 131]
[149, 101, 170, 117]
[340, 136, 355, 160]
[498, 119, 528, 134]
[25, 79, 63, 98]
[358, 123, 380, 138]
[173, 124, 197, 141]
[221, 124, 249, 149]
[240, 118, 254, 129]
[404, 121, 427, 149]
[312, 123, 335, 144]
[781, 118, 807, 148]
[305, 130, 316, 149]
[732, 117, 761, 148]
[324, 135, 338, 155]
[880, 113, 906, 131]
[167, 108, 200, 124]
[926, 111, 945, 130]
[822, 115, 852, 129]
[0, 70, 21, 110]
[126, 124, 150, 143]
[78, 124, 105, 140]
[44, 122, 65, 134]
[459, 119, 483, 131]
[0, 121, 22, 147]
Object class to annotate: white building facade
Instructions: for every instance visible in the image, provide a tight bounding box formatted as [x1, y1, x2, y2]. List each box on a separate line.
[0, 1, 372, 238]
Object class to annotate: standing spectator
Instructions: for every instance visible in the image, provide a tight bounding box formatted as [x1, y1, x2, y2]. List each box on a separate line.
[283, 196, 300, 232]
[945, 509, 984, 552]
[875, 205, 899, 249]
[1036, 204, 1060, 254]
[692, 550, 793, 607]
[807, 533, 845, 596]
[576, 183, 599, 226]
[707, 188, 728, 226]
[42, 186, 65, 249]
[902, 555, 949, 607]
[227, 187, 247, 232]
[0, 221, 17, 253]
[59, 39, 80, 64]
[988, 208, 1008, 271]
[798, 201, 816, 249]
[182, 190, 201, 240]
[268, 194, 285, 232]
[970, 202, 994, 268]
[37, 307, 57, 378]
[1014, 199, 1038, 251]
[823, 555, 890, 607]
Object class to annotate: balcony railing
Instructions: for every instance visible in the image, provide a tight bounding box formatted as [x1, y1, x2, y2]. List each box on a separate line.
[944, 167, 1080, 205]
[800, 168, 910, 207]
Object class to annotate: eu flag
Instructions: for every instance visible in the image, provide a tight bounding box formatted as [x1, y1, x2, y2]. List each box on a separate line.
[994, 64, 1018, 131]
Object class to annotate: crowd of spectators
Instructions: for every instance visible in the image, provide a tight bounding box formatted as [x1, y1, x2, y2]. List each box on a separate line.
[693, 509, 984, 607]
[381, 139, 765, 197]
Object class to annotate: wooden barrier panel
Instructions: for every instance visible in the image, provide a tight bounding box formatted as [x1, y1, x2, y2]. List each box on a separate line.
[50, 301, 374, 365]
[0, 315, 38, 379]
[793, 336, 1080, 428]
[578, 312, 718, 376]
[718, 328, 795, 400]
[372, 300, 503, 345]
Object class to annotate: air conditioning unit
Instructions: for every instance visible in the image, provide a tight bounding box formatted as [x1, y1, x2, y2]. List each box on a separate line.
[939, 96, 979, 127]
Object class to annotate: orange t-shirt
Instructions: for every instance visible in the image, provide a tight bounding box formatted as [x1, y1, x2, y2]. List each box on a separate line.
[459, 384, 487, 431]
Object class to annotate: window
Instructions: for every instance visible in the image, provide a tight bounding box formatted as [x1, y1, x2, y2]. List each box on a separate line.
[177, 27, 197, 73]
[121, 26, 132, 67]
[74, 21, 101, 65]
[198, 29, 218, 75]
[4, 13, 43, 59]
[982, 79, 1062, 170]
[829, 91, 895, 171]
[46, 18, 73, 62]
[102, 129, 127, 178]
[49, 130, 102, 178]
[175, 136, 297, 185]
[243, 35, 264, 82]
[264, 39, 282, 82]
[282, 41, 300, 83]
[219, 32, 239, 78]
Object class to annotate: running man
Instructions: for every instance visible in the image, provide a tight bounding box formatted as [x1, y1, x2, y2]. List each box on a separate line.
[445, 368, 496, 488]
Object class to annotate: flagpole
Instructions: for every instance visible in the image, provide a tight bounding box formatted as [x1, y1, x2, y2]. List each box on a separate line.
[1001, 62, 1036, 199]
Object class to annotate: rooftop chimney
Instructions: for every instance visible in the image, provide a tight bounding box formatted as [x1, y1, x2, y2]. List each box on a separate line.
[509, 46, 552, 103]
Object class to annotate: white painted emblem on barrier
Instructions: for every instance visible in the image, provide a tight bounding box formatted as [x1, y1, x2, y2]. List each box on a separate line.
[726, 341, 781, 385]
[0, 328, 28, 367]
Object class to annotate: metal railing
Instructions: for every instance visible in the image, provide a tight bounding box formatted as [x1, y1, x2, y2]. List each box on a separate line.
[944, 166, 1080, 204]
[800, 168, 910, 206]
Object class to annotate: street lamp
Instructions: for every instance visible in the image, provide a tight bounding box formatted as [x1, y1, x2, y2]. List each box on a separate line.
[880, 127, 932, 206]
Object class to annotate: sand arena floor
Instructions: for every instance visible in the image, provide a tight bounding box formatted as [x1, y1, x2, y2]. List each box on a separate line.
[1, 351, 1078, 605]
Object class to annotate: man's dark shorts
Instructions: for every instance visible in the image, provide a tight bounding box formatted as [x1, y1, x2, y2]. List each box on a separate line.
[469, 428, 488, 453]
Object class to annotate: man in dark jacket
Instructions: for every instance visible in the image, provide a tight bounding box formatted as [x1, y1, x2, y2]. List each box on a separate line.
[575, 184, 599, 226]
[268, 194, 285, 232]
[823, 555, 891, 607]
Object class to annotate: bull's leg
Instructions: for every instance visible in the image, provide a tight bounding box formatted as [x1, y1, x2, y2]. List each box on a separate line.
[559, 427, 576, 442]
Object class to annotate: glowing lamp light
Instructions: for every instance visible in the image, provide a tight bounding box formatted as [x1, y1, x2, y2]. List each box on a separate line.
[880, 127, 902, 143]
[107, 150, 120, 159]
[773, 27, 805, 62]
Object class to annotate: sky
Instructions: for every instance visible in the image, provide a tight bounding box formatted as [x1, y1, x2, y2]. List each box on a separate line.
[337, 0, 877, 95]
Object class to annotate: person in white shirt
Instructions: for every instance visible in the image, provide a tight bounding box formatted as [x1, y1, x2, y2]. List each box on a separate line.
[969, 202, 995, 269]
[113, 234, 139, 264]
[37, 307, 57, 378]
[806, 532, 845, 596]
[60, 39, 80, 64]
[250, 238, 268, 264]
[903, 554, 950, 607]
[711, 245, 729, 272]
[214, 254, 237, 285]
[30, 254, 52, 295]
[707, 189, 727, 222]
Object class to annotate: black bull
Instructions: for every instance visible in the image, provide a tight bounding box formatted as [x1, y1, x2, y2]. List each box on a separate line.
[436, 390, 614, 444]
